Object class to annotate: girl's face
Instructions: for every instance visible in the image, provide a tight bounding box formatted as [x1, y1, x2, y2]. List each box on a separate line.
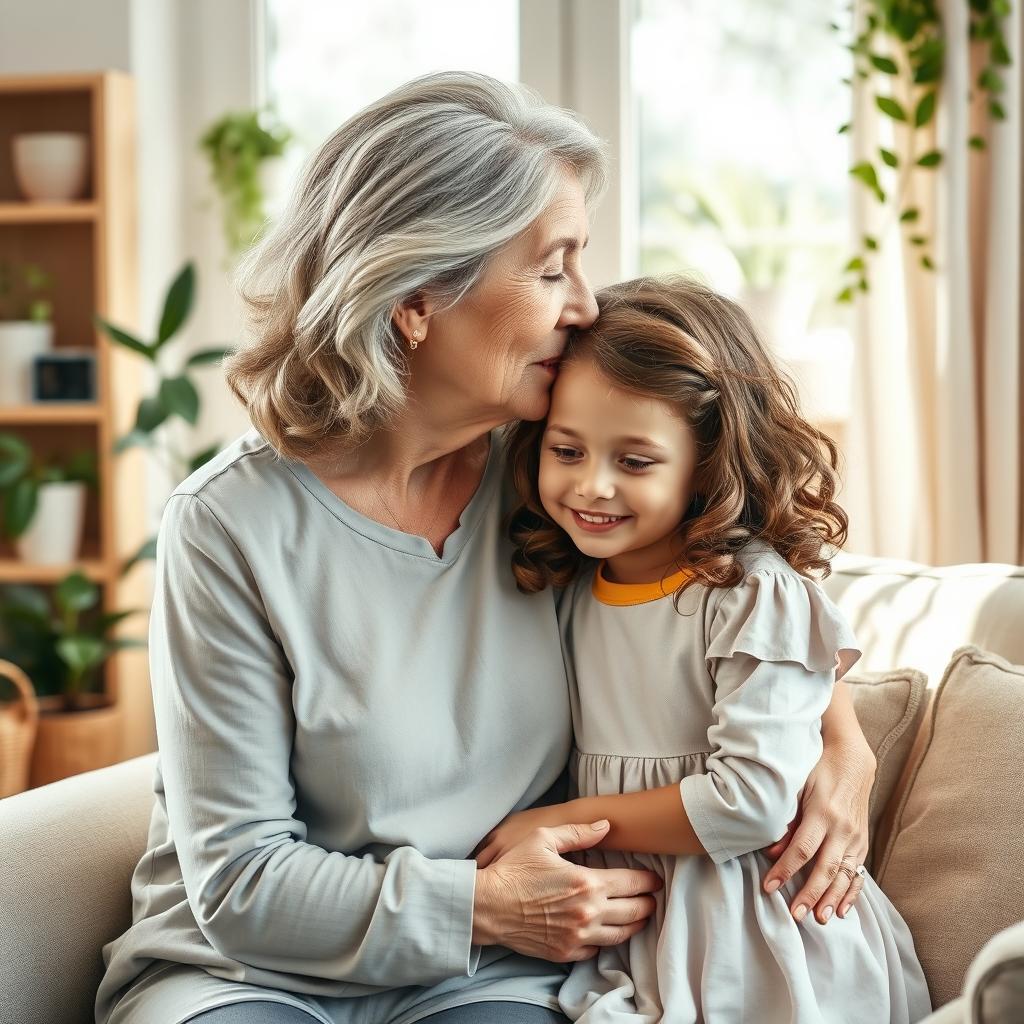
[538, 354, 700, 584]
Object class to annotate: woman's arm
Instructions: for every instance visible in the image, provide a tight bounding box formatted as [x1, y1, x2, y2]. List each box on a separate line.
[154, 494, 481, 988]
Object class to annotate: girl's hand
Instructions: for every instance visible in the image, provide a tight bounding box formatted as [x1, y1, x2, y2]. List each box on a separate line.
[761, 733, 875, 925]
[473, 804, 570, 867]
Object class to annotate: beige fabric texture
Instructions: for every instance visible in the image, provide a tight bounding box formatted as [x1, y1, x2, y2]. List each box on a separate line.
[844, 668, 928, 871]
[821, 551, 1024, 685]
[0, 752, 157, 1024]
[875, 646, 1024, 1009]
[964, 920, 1024, 1024]
[841, 0, 1023, 566]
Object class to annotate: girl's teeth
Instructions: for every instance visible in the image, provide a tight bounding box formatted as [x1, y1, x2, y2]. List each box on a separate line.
[578, 512, 624, 524]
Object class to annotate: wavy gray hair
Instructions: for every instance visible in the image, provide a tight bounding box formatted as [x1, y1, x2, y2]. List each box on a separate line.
[224, 71, 609, 461]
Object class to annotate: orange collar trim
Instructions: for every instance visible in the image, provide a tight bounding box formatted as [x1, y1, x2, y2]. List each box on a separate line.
[591, 561, 694, 606]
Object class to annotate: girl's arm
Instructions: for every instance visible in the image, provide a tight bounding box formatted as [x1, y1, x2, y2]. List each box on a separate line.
[549, 680, 874, 859]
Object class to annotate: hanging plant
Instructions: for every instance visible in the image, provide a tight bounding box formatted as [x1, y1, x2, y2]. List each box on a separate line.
[199, 108, 292, 256]
[833, 0, 1013, 301]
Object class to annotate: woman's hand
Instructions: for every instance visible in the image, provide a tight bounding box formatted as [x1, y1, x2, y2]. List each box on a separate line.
[761, 732, 875, 925]
[473, 805, 569, 867]
[472, 820, 662, 962]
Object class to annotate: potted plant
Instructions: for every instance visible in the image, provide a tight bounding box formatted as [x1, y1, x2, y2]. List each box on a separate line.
[0, 571, 143, 785]
[199, 108, 292, 256]
[95, 262, 232, 571]
[0, 433, 96, 564]
[0, 261, 54, 405]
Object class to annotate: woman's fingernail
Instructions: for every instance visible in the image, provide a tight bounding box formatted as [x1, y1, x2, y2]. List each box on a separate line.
[591, 820, 609, 831]
[793, 905, 807, 922]
[764, 879, 781, 894]
[838, 903, 849, 918]
[821, 906, 833, 922]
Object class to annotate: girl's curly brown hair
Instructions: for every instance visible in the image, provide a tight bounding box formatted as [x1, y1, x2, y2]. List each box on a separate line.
[505, 274, 849, 598]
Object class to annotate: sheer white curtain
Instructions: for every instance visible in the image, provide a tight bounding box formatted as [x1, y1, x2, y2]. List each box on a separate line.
[842, 0, 1022, 565]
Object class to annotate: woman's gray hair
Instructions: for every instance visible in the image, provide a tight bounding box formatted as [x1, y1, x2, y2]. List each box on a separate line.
[224, 71, 609, 461]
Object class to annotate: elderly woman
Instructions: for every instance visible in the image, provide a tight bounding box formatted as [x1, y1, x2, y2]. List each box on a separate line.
[95, 73, 876, 1024]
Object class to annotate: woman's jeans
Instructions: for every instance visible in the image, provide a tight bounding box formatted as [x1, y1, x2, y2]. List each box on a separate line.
[188, 999, 570, 1023]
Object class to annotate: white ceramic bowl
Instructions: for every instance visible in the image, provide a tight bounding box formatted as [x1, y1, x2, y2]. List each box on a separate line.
[12, 132, 90, 202]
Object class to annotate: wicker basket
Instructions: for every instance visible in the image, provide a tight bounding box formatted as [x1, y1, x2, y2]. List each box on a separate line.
[0, 660, 39, 798]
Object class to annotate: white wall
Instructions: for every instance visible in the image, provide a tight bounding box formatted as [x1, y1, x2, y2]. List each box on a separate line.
[0, 0, 133, 73]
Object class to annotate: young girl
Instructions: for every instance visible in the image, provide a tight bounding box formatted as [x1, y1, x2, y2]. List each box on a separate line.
[479, 277, 932, 1023]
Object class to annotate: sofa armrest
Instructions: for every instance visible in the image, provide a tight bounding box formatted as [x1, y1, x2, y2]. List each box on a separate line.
[0, 752, 158, 1024]
[918, 997, 965, 1023]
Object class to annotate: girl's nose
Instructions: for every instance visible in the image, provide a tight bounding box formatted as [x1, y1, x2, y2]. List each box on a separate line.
[574, 464, 615, 502]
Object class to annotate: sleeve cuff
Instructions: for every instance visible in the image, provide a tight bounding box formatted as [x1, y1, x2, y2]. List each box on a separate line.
[679, 775, 735, 865]
[446, 857, 482, 978]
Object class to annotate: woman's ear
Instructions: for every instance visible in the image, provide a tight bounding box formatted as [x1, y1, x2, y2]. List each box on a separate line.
[392, 292, 435, 348]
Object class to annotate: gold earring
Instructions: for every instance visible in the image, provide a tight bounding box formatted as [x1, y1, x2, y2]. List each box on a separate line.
[411, 329, 421, 350]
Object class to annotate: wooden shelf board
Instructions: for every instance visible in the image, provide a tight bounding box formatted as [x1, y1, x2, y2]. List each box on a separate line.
[0, 559, 111, 584]
[0, 201, 98, 224]
[0, 72, 103, 95]
[0, 403, 101, 424]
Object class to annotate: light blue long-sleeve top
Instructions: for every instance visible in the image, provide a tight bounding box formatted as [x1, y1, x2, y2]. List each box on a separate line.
[94, 428, 574, 1024]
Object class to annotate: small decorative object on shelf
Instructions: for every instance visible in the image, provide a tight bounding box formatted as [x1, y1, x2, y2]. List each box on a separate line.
[12, 131, 90, 203]
[0, 432, 97, 563]
[32, 348, 96, 402]
[0, 261, 54, 405]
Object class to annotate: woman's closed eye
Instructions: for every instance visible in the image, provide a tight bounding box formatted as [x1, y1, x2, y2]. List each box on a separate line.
[541, 268, 566, 282]
[621, 456, 656, 473]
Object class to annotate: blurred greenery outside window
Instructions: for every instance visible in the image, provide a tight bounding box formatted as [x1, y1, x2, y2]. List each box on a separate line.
[631, 0, 853, 427]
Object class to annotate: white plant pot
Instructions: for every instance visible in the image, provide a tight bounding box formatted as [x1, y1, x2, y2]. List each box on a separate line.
[14, 481, 87, 565]
[12, 132, 89, 202]
[0, 321, 54, 404]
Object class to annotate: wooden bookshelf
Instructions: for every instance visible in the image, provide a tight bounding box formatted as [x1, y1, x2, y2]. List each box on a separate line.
[0, 72, 150, 765]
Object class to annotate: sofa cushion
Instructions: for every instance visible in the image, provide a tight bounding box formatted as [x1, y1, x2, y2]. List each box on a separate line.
[875, 646, 1024, 1009]
[821, 553, 1024, 684]
[845, 668, 928, 871]
[965, 919, 1024, 1023]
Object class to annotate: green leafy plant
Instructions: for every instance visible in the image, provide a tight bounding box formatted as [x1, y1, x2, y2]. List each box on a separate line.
[834, 0, 1013, 301]
[199, 108, 292, 255]
[0, 434, 96, 538]
[0, 260, 53, 321]
[93, 262, 232, 571]
[0, 572, 143, 708]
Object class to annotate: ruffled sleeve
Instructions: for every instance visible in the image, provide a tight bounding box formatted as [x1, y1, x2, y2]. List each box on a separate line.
[679, 565, 863, 864]
[705, 565, 862, 682]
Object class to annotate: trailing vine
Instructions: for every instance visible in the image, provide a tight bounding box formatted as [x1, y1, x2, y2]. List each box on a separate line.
[834, 0, 1013, 302]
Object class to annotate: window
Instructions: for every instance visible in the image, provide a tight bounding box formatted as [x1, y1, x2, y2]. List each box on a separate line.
[630, 0, 853, 428]
[263, 0, 519, 188]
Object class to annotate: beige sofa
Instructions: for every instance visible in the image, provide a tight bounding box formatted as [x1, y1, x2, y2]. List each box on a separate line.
[1, 550, 1023, 1024]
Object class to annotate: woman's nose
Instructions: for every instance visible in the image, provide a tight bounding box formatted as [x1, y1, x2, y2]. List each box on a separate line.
[560, 273, 599, 330]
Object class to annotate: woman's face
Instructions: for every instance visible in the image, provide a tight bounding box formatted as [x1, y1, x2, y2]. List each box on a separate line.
[538, 354, 700, 584]
[410, 169, 598, 426]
